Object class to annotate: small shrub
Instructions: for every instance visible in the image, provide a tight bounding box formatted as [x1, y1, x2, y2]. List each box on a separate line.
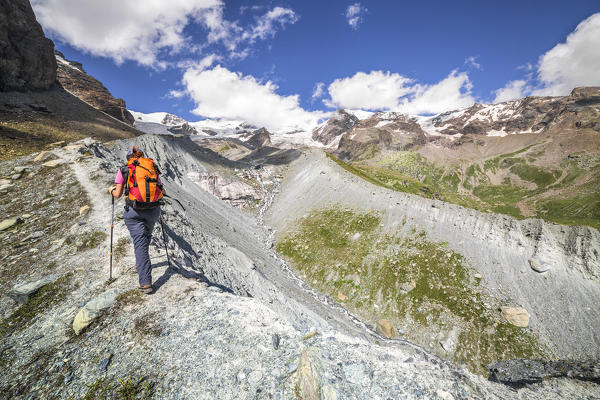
[77, 231, 108, 251]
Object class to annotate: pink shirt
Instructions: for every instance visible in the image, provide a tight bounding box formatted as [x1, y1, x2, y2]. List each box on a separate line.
[115, 169, 162, 185]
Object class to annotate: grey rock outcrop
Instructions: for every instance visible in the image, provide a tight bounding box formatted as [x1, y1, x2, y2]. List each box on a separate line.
[245, 128, 272, 149]
[8, 274, 59, 303]
[312, 110, 358, 146]
[0, 0, 57, 91]
[72, 289, 118, 335]
[336, 112, 427, 160]
[488, 359, 600, 388]
[55, 50, 134, 124]
[428, 87, 600, 137]
[167, 122, 198, 135]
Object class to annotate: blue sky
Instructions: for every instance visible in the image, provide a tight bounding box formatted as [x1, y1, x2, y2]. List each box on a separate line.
[32, 0, 600, 130]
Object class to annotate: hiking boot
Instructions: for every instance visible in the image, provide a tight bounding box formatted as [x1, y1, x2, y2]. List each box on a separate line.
[138, 284, 153, 294]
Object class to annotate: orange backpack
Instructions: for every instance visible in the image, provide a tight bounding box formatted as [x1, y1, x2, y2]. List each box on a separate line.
[121, 157, 164, 209]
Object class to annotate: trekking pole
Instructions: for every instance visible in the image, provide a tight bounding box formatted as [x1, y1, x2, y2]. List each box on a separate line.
[109, 189, 115, 281]
[159, 213, 171, 269]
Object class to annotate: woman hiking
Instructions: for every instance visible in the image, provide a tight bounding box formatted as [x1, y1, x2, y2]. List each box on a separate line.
[109, 146, 165, 294]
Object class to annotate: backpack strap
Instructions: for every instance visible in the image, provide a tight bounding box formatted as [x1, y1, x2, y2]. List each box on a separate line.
[120, 165, 130, 195]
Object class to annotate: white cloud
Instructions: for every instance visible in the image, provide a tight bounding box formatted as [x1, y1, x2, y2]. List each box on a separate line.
[32, 0, 220, 67]
[464, 56, 481, 70]
[397, 71, 475, 114]
[198, 5, 297, 57]
[31, 1, 298, 67]
[493, 80, 529, 103]
[532, 13, 600, 96]
[242, 7, 298, 42]
[324, 70, 474, 115]
[326, 71, 415, 110]
[180, 65, 326, 131]
[517, 62, 533, 71]
[312, 82, 325, 99]
[345, 3, 367, 29]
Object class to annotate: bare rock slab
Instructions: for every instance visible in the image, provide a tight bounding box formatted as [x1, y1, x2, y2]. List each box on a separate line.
[488, 358, 600, 388]
[8, 274, 60, 303]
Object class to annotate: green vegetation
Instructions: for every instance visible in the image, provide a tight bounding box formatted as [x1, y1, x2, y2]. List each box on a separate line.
[326, 145, 600, 228]
[116, 289, 145, 306]
[509, 160, 559, 188]
[0, 273, 73, 338]
[217, 142, 233, 152]
[276, 207, 542, 374]
[77, 231, 108, 251]
[134, 314, 163, 337]
[538, 193, 600, 227]
[81, 376, 155, 399]
[114, 237, 130, 260]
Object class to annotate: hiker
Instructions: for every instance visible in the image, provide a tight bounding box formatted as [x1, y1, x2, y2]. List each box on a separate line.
[109, 146, 165, 294]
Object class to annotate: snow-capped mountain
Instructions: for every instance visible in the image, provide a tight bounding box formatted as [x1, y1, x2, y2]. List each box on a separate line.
[130, 87, 599, 153]
[129, 110, 327, 148]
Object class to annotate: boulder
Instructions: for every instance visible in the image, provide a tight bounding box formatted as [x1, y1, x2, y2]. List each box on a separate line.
[33, 151, 51, 162]
[0, 217, 21, 231]
[376, 319, 395, 338]
[296, 347, 338, 400]
[399, 279, 416, 293]
[42, 159, 65, 168]
[500, 306, 530, 327]
[528, 259, 551, 273]
[8, 274, 59, 303]
[72, 289, 118, 335]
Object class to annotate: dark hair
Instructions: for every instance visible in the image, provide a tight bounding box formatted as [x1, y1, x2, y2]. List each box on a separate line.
[127, 146, 144, 159]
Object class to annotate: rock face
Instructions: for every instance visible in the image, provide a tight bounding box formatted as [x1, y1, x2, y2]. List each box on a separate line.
[55, 51, 134, 125]
[336, 112, 426, 160]
[245, 128, 272, 149]
[488, 359, 600, 388]
[424, 87, 600, 137]
[0, 0, 57, 91]
[188, 171, 261, 208]
[167, 122, 198, 135]
[312, 110, 358, 146]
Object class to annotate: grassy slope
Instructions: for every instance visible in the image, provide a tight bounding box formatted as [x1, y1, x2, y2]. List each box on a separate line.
[276, 207, 543, 375]
[0, 87, 139, 161]
[328, 140, 600, 228]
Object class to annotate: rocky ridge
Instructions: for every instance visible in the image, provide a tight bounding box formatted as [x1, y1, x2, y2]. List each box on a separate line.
[54, 50, 134, 125]
[306, 88, 600, 160]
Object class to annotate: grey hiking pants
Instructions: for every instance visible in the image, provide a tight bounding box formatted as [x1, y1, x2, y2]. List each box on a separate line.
[124, 205, 160, 287]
